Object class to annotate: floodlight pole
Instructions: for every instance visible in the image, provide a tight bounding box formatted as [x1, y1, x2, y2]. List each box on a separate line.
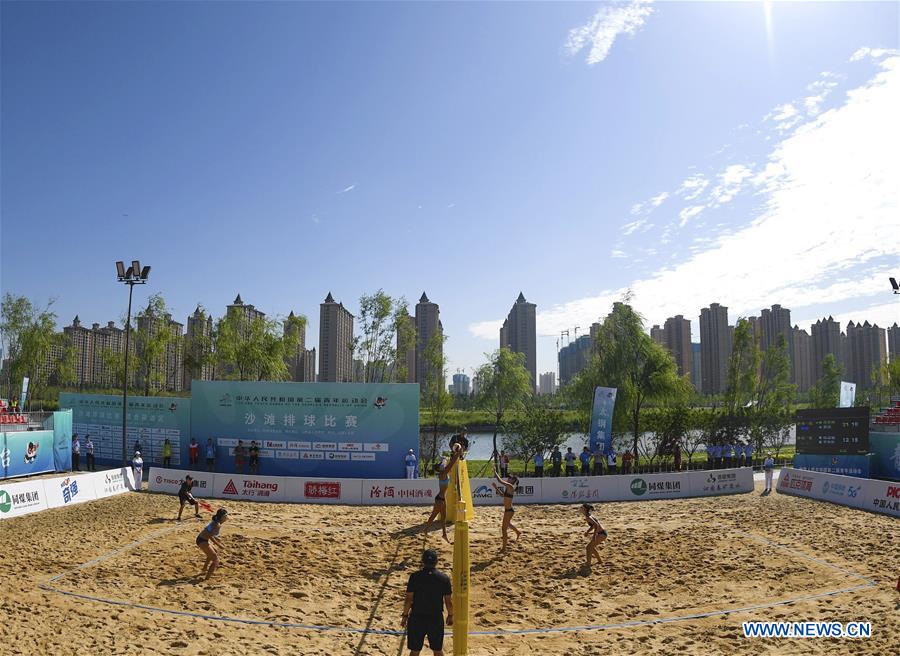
[116, 261, 149, 466]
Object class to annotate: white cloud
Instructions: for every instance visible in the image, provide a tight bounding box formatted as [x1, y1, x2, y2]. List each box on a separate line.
[469, 55, 900, 341]
[650, 191, 669, 207]
[676, 174, 709, 200]
[611, 249, 628, 259]
[338, 184, 356, 194]
[630, 202, 644, 215]
[678, 205, 705, 227]
[565, 1, 655, 66]
[709, 164, 754, 205]
[850, 47, 899, 62]
[621, 218, 647, 235]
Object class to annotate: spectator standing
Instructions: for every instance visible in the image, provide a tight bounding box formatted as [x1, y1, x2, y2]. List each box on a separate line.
[72, 434, 81, 472]
[592, 445, 604, 475]
[205, 438, 216, 471]
[551, 447, 562, 477]
[499, 451, 510, 478]
[533, 450, 544, 478]
[85, 435, 95, 471]
[163, 438, 172, 467]
[405, 449, 418, 479]
[189, 438, 200, 467]
[722, 442, 733, 468]
[673, 442, 682, 471]
[579, 447, 591, 476]
[706, 442, 713, 469]
[132, 451, 143, 491]
[564, 447, 577, 476]
[622, 449, 634, 474]
[249, 440, 260, 474]
[763, 452, 775, 493]
[712, 442, 722, 469]
[401, 549, 453, 656]
[745, 442, 754, 469]
[607, 449, 617, 475]
[234, 440, 246, 472]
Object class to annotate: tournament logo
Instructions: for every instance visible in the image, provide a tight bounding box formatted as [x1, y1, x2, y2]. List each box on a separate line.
[630, 478, 647, 496]
[218, 394, 233, 408]
[0, 490, 10, 513]
[222, 479, 239, 495]
[472, 485, 493, 499]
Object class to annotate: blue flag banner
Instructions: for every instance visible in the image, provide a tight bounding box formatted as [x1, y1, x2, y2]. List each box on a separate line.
[589, 387, 617, 454]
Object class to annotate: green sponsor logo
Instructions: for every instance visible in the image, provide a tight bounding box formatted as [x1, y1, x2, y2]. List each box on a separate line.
[0, 489, 11, 513]
[630, 478, 647, 496]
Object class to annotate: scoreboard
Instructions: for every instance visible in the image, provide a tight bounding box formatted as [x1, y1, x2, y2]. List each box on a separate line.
[795, 407, 869, 454]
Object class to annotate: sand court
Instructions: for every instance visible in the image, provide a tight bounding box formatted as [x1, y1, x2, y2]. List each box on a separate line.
[1, 484, 897, 655]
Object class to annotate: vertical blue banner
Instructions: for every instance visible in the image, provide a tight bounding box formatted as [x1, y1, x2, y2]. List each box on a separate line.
[50, 410, 73, 473]
[870, 431, 900, 481]
[589, 386, 617, 454]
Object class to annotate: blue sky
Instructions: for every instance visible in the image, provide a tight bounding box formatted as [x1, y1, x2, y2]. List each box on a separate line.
[2, 1, 898, 379]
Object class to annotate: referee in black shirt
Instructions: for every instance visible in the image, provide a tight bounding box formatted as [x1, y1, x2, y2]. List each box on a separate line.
[401, 549, 453, 655]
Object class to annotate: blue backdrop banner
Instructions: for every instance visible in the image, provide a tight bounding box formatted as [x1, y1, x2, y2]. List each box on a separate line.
[589, 387, 617, 454]
[870, 432, 900, 480]
[50, 410, 73, 473]
[189, 381, 419, 478]
[60, 393, 191, 468]
[792, 453, 871, 478]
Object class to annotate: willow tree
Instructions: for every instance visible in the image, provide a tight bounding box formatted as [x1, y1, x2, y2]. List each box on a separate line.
[475, 347, 532, 465]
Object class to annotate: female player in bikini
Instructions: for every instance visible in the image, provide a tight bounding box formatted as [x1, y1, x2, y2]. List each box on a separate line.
[581, 503, 608, 569]
[491, 468, 521, 551]
[424, 443, 462, 542]
[196, 508, 228, 580]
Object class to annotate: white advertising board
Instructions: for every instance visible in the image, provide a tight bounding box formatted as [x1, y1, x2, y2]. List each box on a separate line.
[43, 473, 97, 509]
[282, 477, 363, 505]
[211, 473, 287, 503]
[361, 479, 438, 505]
[532, 476, 616, 504]
[148, 467, 216, 497]
[88, 467, 135, 499]
[0, 477, 48, 519]
[862, 478, 900, 518]
[469, 478, 543, 505]
[688, 468, 755, 497]
[776, 468, 868, 510]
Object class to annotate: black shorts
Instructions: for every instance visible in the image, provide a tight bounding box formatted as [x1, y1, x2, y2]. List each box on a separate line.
[407, 615, 444, 651]
[196, 536, 208, 546]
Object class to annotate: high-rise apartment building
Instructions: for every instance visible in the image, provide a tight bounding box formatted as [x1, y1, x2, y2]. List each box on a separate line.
[319, 292, 354, 382]
[558, 335, 592, 386]
[844, 321, 887, 390]
[538, 371, 557, 396]
[650, 325, 666, 346]
[63, 316, 95, 387]
[888, 323, 900, 362]
[415, 293, 443, 389]
[451, 373, 471, 396]
[791, 326, 813, 393]
[760, 304, 792, 353]
[663, 315, 692, 378]
[811, 316, 843, 381]
[699, 303, 730, 395]
[690, 343, 702, 390]
[283, 311, 308, 382]
[299, 348, 316, 382]
[500, 292, 537, 391]
[226, 294, 265, 325]
[183, 306, 214, 390]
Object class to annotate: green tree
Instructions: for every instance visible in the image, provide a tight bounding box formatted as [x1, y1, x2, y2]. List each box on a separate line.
[506, 402, 568, 474]
[751, 332, 795, 459]
[571, 302, 687, 459]
[810, 353, 842, 408]
[56, 342, 78, 389]
[216, 312, 292, 382]
[0, 293, 61, 404]
[353, 290, 411, 383]
[475, 347, 532, 465]
[420, 331, 453, 467]
[134, 293, 176, 396]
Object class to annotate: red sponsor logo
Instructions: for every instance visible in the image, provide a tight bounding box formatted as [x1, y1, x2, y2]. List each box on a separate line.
[222, 479, 239, 495]
[887, 485, 900, 499]
[305, 482, 341, 498]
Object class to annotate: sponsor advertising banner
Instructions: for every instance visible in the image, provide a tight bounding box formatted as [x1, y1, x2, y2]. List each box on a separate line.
[839, 382, 856, 408]
[189, 381, 419, 478]
[540, 476, 618, 504]
[860, 478, 900, 518]
[43, 473, 97, 509]
[60, 393, 191, 469]
[148, 467, 215, 497]
[89, 467, 136, 498]
[282, 477, 364, 505]
[588, 387, 617, 455]
[468, 478, 543, 506]
[211, 473, 286, 503]
[776, 468, 868, 510]
[792, 453, 871, 478]
[362, 479, 437, 505]
[2, 430, 56, 479]
[688, 468, 755, 497]
[620, 472, 690, 501]
[0, 478, 48, 519]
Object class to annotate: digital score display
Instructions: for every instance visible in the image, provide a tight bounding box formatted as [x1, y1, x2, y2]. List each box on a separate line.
[795, 407, 870, 454]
